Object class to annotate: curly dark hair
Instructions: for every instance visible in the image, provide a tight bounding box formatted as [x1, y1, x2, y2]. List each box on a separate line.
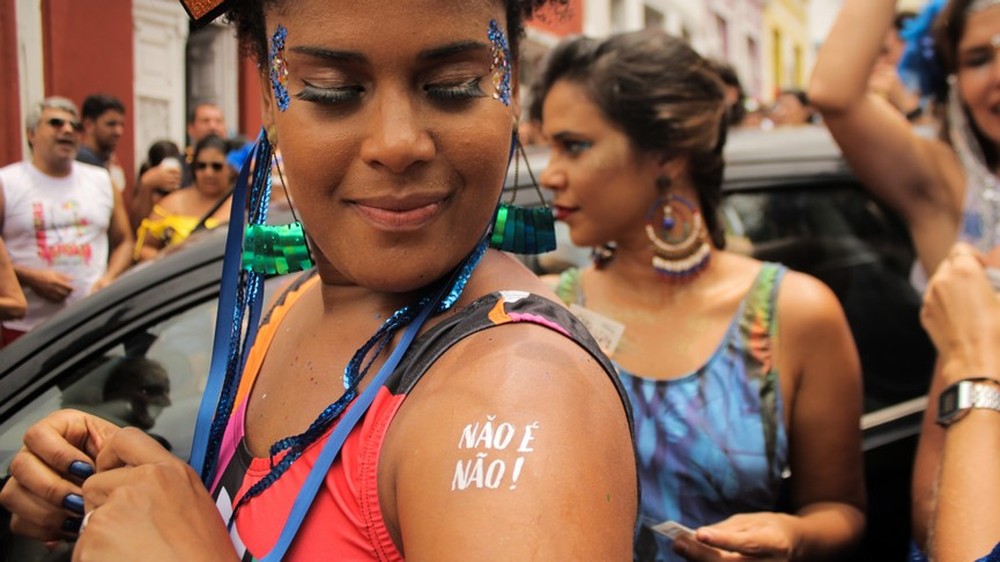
[225, 0, 567, 66]
[706, 58, 746, 127]
[528, 29, 728, 249]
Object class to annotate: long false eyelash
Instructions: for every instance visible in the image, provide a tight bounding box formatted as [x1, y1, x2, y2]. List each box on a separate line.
[426, 78, 487, 101]
[295, 80, 364, 104]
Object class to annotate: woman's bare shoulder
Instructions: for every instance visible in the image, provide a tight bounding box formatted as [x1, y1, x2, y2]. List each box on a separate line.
[155, 188, 192, 216]
[399, 301, 625, 439]
[382, 318, 636, 559]
[397, 252, 624, 441]
[775, 269, 845, 328]
[773, 269, 858, 382]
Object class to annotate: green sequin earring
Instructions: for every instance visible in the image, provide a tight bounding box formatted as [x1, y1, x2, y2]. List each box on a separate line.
[489, 137, 556, 254]
[243, 222, 313, 275]
[241, 147, 314, 275]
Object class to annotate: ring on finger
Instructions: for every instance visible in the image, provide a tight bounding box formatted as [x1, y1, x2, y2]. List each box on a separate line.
[80, 510, 94, 533]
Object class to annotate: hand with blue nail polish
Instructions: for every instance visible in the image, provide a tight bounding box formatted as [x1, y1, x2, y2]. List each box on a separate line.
[62, 493, 85, 516]
[0, 409, 120, 541]
[68, 460, 95, 480]
[73, 427, 237, 562]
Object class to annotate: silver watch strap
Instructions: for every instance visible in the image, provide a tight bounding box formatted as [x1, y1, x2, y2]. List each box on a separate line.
[970, 382, 1000, 410]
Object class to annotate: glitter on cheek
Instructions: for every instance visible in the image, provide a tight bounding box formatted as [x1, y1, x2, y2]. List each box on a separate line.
[487, 20, 512, 107]
[269, 24, 291, 112]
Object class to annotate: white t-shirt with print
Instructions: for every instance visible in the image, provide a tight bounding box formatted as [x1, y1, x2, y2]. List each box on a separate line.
[1, 161, 113, 331]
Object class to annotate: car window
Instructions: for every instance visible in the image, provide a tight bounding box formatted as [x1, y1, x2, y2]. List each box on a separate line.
[0, 298, 221, 561]
[0, 298, 217, 474]
[723, 183, 936, 412]
[0, 269, 302, 468]
[521, 173, 935, 414]
[0, 274, 293, 561]
[528, 177, 936, 413]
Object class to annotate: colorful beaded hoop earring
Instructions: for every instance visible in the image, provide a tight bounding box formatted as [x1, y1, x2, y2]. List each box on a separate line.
[645, 191, 711, 280]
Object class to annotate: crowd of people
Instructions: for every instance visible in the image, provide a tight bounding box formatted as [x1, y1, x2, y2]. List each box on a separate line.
[0, 96, 248, 349]
[0, 0, 997, 560]
[0, 96, 134, 347]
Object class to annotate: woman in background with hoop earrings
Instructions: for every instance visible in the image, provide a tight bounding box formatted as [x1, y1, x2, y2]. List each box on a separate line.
[532, 29, 866, 561]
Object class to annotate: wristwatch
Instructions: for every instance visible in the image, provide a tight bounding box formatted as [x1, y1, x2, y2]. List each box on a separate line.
[936, 377, 1000, 427]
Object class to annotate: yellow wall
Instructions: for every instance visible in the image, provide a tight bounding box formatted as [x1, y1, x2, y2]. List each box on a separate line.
[763, 0, 810, 100]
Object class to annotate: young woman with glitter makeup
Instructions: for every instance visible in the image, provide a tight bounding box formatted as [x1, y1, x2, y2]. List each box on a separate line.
[0, 1, 637, 560]
[810, 0, 1000, 548]
[533, 29, 865, 561]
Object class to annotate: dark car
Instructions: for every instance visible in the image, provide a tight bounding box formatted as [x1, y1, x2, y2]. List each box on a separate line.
[0, 127, 931, 560]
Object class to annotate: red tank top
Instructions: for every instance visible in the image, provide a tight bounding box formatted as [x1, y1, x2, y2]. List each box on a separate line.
[211, 273, 627, 560]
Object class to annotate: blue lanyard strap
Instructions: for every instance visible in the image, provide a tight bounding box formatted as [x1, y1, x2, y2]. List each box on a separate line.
[191, 129, 274, 483]
[257, 280, 444, 561]
[190, 133, 258, 480]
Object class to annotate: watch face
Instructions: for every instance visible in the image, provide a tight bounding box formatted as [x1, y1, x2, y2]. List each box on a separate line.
[936, 379, 1000, 426]
[937, 384, 965, 426]
[941, 389, 958, 414]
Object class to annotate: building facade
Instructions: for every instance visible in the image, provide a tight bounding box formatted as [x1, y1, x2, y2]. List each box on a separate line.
[2, 0, 262, 191]
[705, 0, 768, 101]
[763, 0, 810, 97]
[575, 0, 774, 103]
[1, 0, 580, 189]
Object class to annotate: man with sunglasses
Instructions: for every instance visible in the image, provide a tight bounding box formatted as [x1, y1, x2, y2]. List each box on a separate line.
[0, 96, 134, 347]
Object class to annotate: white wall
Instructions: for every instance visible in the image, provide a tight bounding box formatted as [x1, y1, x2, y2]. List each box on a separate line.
[15, 0, 45, 156]
[578, 0, 763, 98]
[133, 0, 189, 162]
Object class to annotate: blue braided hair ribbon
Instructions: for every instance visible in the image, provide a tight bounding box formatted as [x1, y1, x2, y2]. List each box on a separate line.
[191, 128, 274, 484]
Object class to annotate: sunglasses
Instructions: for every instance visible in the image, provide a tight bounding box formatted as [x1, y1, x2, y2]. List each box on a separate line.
[47, 117, 82, 132]
[194, 162, 226, 172]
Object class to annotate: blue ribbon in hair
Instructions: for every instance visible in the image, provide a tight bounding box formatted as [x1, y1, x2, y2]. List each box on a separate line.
[898, 0, 949, 102]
